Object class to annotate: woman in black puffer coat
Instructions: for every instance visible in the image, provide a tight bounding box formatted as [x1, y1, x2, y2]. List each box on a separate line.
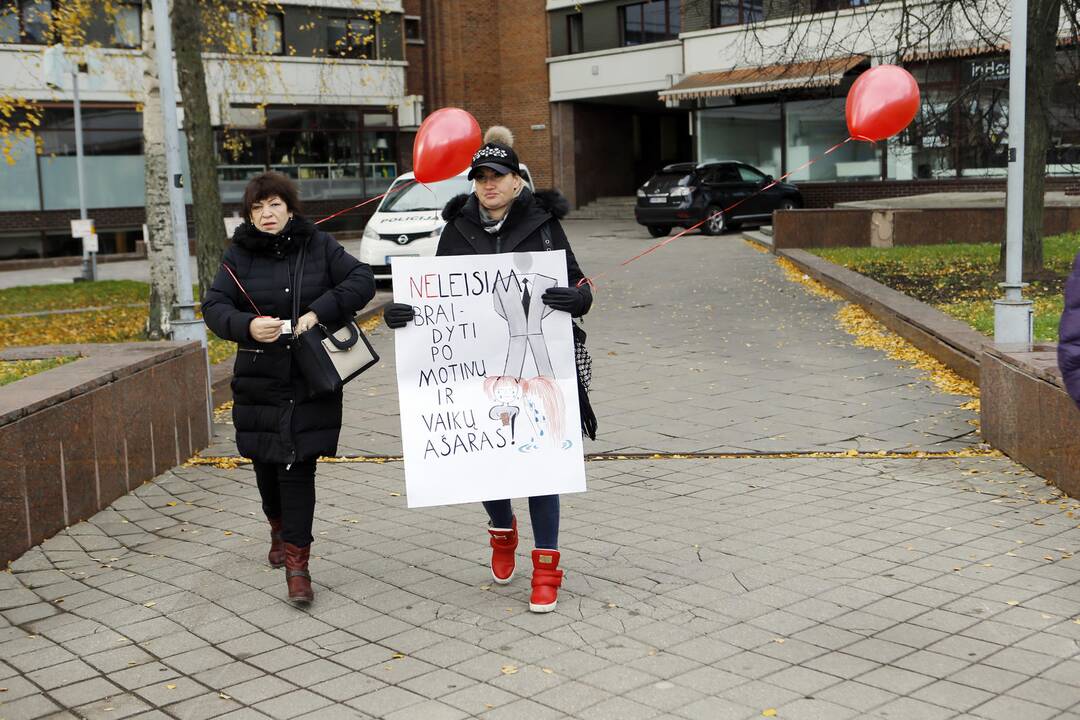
[202, 171, 375, 604]
[384, 126, 594, 614]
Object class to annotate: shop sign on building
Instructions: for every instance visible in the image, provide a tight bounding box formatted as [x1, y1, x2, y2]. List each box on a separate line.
[964, 58, 1010, 82]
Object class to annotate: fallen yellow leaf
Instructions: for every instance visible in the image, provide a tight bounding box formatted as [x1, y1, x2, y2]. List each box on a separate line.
[763, 710, 777, 718]
[501, 665, 518, 675]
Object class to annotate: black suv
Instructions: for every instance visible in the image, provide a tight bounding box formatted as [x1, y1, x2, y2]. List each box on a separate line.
[634, 161, 802, 238]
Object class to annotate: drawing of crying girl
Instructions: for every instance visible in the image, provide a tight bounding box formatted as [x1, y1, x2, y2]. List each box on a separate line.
[483, 375, 565, 447]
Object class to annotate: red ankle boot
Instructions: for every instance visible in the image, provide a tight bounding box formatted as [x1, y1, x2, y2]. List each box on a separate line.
[530, 549, 563, 613]
[488, 517, 518, 585]
[284, 543, 314, 604]
[267, 518, 285, 568]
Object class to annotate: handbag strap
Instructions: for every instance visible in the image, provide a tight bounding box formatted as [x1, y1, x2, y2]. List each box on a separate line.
[222, 262, 262, 315]
[291, 240, 307, 325]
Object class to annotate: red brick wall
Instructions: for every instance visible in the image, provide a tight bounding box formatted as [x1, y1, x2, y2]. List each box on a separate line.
[426, 0, 553, 189]
[402, 0, 426, 98]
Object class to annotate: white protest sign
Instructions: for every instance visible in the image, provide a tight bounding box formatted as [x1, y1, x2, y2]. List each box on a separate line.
[391, 251, 586, 508]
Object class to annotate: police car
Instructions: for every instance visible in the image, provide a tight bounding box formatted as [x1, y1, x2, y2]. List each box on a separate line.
[358, 165, 533, 281]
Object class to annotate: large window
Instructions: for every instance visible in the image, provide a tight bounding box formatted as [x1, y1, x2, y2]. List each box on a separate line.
[1, 0, 141, 46]
[890, 54, 1080, 179]
[225, 9, 282, 54]
[110, 2, 140, 48]
[216, 107, 398, 201]
[697, 104, 781, 178]
[15, 0, 51, 44]
[620, 0, 680, 47]
[328, 16, 376, 59]
[566, 12, 583, 54]
[712, 0, 763, 27]
[786, 97, 880, 181]
[36, 106, 145, 210]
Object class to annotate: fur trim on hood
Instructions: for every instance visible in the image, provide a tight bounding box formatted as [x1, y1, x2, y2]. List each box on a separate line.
[441, 188, 569, 222]
[533, 189, 569, 220]
[442, 193, 471, 222]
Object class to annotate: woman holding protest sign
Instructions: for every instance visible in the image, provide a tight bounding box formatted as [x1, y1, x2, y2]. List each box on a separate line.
[384, 126, 593, 612]
[203, 171, 376, 605]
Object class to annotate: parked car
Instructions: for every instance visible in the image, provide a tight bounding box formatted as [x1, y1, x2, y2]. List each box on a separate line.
[358, 164, 533, 281]
[634, 161, 802, 238]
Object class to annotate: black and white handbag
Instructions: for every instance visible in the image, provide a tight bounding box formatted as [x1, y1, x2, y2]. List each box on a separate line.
[291, 241, 379, 398]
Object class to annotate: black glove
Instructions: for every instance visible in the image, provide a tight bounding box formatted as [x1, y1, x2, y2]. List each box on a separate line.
[541, 286, 587, 315]
[384, 303, 415, 329]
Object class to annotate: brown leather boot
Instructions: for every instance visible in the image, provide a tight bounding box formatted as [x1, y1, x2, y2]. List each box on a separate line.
[267, 518, 285, 568]
[284, 543, 314, 604]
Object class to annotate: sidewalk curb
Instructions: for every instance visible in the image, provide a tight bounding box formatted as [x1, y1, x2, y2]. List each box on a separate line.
[210, 298, 391, 407]
[770, 247, 988, 386]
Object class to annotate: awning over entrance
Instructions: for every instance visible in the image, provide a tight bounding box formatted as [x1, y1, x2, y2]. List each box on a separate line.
[658, 55, 865, 101]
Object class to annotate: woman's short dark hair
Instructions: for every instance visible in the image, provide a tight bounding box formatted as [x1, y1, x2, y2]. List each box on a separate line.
[242, 171, 302, 218]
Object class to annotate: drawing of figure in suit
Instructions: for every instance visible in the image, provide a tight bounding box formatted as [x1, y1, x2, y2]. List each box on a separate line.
[493, 272, 558, 378]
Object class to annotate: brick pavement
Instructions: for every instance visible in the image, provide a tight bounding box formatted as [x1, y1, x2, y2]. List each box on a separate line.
[4, 220, 1080, 720]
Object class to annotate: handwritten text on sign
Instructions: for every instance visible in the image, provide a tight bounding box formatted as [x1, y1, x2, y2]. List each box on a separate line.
[391, 252, 585, 508]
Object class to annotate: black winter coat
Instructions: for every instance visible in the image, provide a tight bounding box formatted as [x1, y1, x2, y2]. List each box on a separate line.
[438, 187, 597, 438]
[202, 216, 375, 464]
[437, 187, 592, 315]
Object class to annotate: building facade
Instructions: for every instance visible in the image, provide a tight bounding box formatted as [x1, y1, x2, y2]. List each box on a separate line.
[0, 0, 422, 259]
[547, 0, 1080, 208]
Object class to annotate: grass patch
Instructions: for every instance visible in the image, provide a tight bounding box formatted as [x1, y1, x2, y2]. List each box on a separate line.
[812, 232, 1080, 343]
[0, 280, 148, 314]
[0, 356, 79, 386]
[0, 281, 235, 364]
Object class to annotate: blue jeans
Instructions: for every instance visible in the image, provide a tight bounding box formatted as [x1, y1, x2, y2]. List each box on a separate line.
[483, 495, 559, 549]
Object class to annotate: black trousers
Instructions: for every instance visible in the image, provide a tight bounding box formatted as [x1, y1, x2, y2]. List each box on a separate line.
[253, 459, 317, 547]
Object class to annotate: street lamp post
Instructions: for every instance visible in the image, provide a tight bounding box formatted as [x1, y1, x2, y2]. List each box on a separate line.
[994, 0, 1034, 349]
[72, 69, 97, 282]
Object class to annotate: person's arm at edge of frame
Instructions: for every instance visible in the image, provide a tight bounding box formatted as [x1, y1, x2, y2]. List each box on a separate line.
[1058, 250, 1080, 406]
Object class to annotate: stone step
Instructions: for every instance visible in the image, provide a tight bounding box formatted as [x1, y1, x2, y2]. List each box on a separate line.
[741, 229, 774, 250]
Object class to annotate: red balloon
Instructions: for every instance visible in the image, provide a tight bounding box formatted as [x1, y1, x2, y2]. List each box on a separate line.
[412, 108, 482, 183]
[845, 65, 920, 142]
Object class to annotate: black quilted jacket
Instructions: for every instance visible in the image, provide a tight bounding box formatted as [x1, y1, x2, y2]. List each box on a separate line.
[202, 216, 375, 463]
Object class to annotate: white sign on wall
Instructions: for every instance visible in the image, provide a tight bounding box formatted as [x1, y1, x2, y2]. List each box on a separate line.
[70, 219, 95, 238]
[391, 251, 586, 508]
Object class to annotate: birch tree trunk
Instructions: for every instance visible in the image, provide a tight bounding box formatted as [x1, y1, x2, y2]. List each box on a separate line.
[171, 0, 225, 301]
[142, 0, 177, 339]
[1019, 0, 1062, 275]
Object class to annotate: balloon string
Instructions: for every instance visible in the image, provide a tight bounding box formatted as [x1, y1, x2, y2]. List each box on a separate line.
[576, 136, 854, 290]
[313, 179, 418, 225]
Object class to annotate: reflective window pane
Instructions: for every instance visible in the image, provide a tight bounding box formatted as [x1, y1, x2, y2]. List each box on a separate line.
[363, 130, 397, 195]
[786, 97, 879, 181]
[20, 0, 51, 44]
[698, 104, 781, 178]
[0, 3, 19, 42]
[111, 3, 140, 48]
[255, 13, 282, 54]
